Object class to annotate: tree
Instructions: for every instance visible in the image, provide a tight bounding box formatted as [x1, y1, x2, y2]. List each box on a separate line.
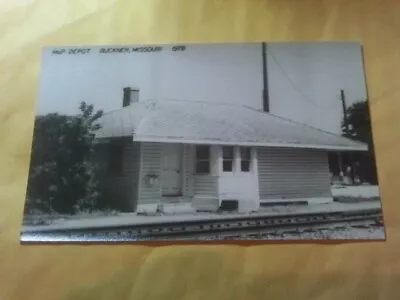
[341, 100, 378, 184]
[25, 102, 104, 214]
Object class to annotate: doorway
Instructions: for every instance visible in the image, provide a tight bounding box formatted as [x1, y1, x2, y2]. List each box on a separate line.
[161, 144, 182, 196]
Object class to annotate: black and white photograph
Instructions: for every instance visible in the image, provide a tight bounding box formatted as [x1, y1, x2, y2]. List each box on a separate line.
[21, 42, 385, 243]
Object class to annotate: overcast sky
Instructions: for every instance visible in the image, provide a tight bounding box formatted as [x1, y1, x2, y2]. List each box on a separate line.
[37, 42, 367, 134]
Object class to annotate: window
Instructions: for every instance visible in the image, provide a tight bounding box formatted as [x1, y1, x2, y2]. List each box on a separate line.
[222, 146, 234, 172]
[195, 145, 210, 174]
[108, 144, 124, 175]
[240, 147, 251, 172]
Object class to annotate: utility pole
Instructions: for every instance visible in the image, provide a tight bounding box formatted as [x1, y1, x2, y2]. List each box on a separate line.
[337, 89, 347, 183]
[262, 42, 269, 113]
[340, 89, 355, 184]
[341, 89, 348, 131]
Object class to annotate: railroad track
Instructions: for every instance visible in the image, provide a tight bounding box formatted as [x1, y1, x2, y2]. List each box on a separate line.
[21, 208, 383, 242]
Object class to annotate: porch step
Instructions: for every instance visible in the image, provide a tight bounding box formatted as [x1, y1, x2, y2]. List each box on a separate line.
[136, 202, 194, 215]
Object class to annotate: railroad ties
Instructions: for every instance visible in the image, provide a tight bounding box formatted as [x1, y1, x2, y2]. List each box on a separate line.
[20, 208, 383, 242]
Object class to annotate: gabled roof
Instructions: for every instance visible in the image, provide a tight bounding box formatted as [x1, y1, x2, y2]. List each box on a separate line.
[95, 99, 368, 151]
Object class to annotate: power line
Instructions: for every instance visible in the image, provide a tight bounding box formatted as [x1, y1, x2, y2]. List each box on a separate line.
[266, 49, 331, 110]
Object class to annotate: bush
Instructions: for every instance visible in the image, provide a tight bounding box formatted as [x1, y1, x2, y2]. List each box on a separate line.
[25, 102, 103, 215]
[341, 100, 378, 185]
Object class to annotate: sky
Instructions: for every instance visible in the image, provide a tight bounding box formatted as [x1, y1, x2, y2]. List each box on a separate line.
[37, 42, 367, 135]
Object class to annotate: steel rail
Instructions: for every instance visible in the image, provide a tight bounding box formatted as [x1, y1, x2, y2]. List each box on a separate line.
[176, 219, 382, 240]
[21, 208, 383, 242]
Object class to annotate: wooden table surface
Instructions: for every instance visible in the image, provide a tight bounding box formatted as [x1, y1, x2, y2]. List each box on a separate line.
[1, 1, 400, 299]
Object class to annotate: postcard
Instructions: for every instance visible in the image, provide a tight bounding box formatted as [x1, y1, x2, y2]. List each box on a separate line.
[20, 42, 385, 243]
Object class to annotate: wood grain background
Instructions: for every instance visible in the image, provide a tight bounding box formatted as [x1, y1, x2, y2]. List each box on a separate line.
[1, 0, 400, 299]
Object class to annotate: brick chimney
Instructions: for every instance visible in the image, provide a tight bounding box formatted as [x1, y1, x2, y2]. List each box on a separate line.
[122, 87, 139, 107]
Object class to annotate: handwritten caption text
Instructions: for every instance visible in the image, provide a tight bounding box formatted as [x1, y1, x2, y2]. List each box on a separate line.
[51, 46, 186, 55]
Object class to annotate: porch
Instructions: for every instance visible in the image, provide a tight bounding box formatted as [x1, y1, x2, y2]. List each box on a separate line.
[136, 142, 260, 214]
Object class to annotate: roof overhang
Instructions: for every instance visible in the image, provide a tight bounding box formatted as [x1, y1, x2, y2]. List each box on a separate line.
[133, 135, 368, 151]
[96, 99, 369, 152]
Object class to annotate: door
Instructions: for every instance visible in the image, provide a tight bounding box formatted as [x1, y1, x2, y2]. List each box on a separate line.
[161, 144, 182, 196]
[219, 146, 259, 201]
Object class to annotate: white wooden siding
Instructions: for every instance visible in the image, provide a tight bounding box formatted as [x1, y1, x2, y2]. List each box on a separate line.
[126, 142, 141, 210]
[192, 145, 218, 197]
[138, 142, 162, 204]
[193, 175, 218, 196]
[112, 142, 140, 211]
[95, 140, 141, 211]
[257, 147, 332, 200]
[182, 144, 192, 197]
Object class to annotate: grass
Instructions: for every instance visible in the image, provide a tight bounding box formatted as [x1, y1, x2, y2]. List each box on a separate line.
[22, 208, 121, 226]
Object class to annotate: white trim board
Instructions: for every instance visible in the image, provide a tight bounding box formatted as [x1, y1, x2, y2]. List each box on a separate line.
[133, 135, 368, 151]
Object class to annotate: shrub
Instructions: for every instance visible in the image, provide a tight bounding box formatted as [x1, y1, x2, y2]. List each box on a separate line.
[25, 102, 103, 215]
